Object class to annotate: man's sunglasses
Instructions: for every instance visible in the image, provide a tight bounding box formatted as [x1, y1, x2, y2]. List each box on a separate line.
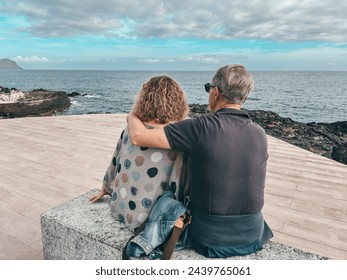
[204, 83, 217, 93]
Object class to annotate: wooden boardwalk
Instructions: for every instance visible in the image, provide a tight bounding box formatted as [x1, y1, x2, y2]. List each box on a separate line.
[0, 114, 346, 260]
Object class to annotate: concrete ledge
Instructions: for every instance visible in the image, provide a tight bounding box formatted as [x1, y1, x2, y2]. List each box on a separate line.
[40, 189, 328, 260]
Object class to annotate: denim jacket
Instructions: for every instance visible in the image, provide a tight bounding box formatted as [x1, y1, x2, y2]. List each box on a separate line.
[125, 190, 188, 259]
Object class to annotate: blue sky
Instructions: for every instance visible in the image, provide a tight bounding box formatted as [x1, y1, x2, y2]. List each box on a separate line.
[1, 0, 347, 70]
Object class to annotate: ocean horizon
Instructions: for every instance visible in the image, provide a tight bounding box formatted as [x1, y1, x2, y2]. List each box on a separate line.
[1, 69, 346, 123]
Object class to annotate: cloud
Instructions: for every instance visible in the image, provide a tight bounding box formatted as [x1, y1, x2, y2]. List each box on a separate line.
[137, 58, 176, 63]
[12, 55, 49, 62]
[181, 54, 248, 64]
[137, 54, 248, 66]
[2, 0, 347, 42]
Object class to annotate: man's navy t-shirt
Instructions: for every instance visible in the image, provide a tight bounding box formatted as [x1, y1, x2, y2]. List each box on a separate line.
[164, 108, 268, 215]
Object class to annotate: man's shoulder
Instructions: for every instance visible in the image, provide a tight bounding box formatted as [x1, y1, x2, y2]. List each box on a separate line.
[167, 116, 202, 127]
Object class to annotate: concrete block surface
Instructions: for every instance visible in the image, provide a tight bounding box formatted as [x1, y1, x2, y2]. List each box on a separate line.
[41, 189, 328, 260]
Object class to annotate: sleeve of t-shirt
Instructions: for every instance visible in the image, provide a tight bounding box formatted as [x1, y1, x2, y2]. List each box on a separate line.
[163, 117, 201, 152]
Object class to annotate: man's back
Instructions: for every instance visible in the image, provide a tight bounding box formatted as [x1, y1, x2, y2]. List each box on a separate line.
[164, 108, 272, 257]
[164, 108, 268, 215]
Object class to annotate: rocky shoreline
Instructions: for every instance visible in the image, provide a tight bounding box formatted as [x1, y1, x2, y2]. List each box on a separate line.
[189, 104, 346, 165]
[0, 86, 70, 118]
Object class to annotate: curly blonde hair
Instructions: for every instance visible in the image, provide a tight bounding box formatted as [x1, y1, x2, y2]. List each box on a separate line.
[132, 75, 189, 124]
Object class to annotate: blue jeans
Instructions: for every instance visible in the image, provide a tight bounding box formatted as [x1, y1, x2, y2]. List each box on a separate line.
[125, 190, 188, 259]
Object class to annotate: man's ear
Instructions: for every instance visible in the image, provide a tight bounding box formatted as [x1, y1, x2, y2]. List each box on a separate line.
[214, 88, 220, 100]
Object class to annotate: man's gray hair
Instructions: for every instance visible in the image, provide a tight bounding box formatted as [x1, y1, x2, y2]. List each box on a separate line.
[212, 64, 254, 105]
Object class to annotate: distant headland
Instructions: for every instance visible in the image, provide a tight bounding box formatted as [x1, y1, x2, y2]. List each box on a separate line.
[0, 59, 22, 69]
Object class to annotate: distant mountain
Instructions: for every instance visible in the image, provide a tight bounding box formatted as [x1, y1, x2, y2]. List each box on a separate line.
[0, 59, 22, 69]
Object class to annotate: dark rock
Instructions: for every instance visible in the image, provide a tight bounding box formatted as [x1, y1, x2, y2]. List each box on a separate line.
[0, 89, 71, 118]
[248, 110, 346, 164]
[188, 104, 212, 117]
[33, 88, 47, 92]
[67, 92, 81, 97]
[0, 86, 11, 93]
[87, 111, 112, 114]
[332, 143, 347, 164]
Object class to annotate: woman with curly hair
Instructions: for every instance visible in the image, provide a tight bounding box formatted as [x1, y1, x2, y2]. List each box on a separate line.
[90, 75, 189, 232]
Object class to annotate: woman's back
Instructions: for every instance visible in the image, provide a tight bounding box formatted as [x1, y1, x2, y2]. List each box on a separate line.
[105, 127, 184, 231]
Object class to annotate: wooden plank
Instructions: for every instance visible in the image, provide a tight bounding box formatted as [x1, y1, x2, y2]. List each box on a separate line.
[265, 187, 347, 213]
[0, 188, 51, 223]
[297, 183, 347, 201]
[0, 205, 41, 248]
[263, 204, 347, 251]
[263, 213, 286, 232]
[264, 193, 292, 208]
[0, 230, 42, 260]
[283, 219, 347, 251]
[290, 199, 347, 222]
[271, 231, 347, 260]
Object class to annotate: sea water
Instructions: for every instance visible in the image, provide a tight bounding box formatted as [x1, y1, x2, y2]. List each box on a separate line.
[0, 70, 346, 123]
